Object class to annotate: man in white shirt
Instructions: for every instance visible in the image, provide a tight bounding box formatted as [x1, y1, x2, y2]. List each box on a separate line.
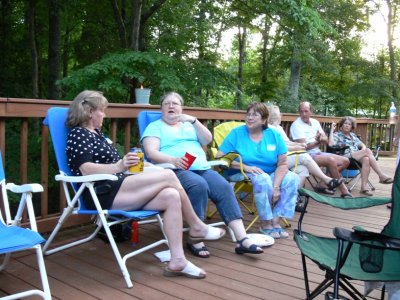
[290, 101, 352, 198]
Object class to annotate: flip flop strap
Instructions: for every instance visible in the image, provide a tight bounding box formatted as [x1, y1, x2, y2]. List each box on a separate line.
[182, 261, 203, 277]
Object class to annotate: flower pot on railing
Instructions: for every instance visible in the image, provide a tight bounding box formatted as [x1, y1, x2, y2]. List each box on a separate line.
[135, 88, 151, 105]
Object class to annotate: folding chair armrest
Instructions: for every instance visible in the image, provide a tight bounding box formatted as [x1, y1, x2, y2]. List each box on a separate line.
[209, 160, 229, 167]
[152, 163, 176, 169]
[333, 227, 400, 251]
[6, 183, 44, 193]
[55, 173, 118, 183]
[6, 183, 42, 231]
[215, 152, 249, 179]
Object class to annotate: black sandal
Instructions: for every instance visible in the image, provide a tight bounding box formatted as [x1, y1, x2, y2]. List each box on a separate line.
[186, 242, 210, 258]
[314, 187, 335, 195]
[327, 178, 344, 190]
[235, 237, 264, 255]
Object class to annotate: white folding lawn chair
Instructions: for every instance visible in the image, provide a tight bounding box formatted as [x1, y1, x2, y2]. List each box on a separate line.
[0, 152, 51, 300]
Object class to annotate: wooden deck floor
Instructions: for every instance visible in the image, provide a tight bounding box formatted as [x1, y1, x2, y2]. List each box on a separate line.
[1, 157, 397, 299]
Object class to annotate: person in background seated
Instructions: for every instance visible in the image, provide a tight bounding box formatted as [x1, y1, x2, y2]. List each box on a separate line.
[290, 101, 352, 198]
[329, 116, 393, 196]
[217, 102, 299, 239]
[66, 90, 226, 279]
[141, 91, 263, 256]
[267, 104, 343, 189]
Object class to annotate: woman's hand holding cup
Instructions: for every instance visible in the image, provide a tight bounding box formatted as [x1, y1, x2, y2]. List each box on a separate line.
[126, 151, 144, 173]
[172, 152, 196, 170]
[183, 152, 196, 170]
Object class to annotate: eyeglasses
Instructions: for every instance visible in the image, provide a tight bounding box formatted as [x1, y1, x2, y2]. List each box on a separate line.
[162, 101, 181, 107]
[246, 112, 261, 118]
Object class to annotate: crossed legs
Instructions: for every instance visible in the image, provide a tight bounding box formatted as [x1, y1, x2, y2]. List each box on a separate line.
[350, 149, 392, 191]
[112, 169, 225, 276]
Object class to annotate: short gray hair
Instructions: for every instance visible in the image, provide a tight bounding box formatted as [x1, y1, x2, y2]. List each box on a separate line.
[160, 92, 184, 106]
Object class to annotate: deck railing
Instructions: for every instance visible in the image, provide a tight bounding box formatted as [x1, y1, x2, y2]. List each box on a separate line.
[0, 97, 395, 233]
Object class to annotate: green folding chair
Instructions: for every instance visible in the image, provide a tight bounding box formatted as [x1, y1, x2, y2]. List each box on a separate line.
[294, 168, 398, 299]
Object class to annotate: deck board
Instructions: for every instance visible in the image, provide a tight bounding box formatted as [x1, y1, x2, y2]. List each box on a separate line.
[0, 157, 396, 299]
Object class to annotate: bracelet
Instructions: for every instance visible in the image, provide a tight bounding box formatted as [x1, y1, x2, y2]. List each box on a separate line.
[191, 118, 197, 124]
[273, 186, 280, 189]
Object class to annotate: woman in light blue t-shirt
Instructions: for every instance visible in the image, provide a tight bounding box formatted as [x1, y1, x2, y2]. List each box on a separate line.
[218, 102, 299, 239]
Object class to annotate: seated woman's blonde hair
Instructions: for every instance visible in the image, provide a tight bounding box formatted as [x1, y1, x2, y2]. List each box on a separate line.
[66, 90, 108, 128]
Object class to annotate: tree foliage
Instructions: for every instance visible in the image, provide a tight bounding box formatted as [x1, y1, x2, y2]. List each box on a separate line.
[0, 0, 399, 114]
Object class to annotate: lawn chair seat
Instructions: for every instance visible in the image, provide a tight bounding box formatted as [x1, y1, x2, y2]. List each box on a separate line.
[294, 172, 396, 299]
[42, 107, 168, 289]
[0, 152, 51, 300]
[210, 121, 291, 231]
[137, 111, 233, 239]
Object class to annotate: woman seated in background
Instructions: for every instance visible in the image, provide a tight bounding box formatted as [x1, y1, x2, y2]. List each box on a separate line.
[217, 102, 299, 239]
[267, 104, 343, 190]
[65, 90, 226, 279]
[329, 116, 393, 196]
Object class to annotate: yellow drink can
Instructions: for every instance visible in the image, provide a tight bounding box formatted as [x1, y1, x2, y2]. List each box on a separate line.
[129, 148, 144, 173]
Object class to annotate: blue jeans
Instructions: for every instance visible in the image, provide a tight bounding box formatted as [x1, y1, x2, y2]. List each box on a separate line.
[174, 169, 243, 225]
[232, 171, 299, 221]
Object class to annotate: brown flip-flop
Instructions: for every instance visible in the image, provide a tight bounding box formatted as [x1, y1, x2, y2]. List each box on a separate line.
[379, 178, 394, 184]
[341, 193, 353, 198]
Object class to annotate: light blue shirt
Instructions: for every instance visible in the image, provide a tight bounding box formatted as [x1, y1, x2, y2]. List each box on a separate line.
[141, 119, 210, 170]
[219, 125, 288, 174]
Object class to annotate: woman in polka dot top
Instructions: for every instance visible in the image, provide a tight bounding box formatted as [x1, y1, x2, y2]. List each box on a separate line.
[65, 90, 226, 279]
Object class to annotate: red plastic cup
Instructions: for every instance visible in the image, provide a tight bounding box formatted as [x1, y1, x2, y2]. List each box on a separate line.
[184, 152, 197, 170]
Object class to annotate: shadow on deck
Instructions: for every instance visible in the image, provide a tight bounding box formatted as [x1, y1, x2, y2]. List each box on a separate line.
[1, 157, 396, 299]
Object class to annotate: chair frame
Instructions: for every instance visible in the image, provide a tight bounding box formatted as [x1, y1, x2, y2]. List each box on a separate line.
[0, 156, 51, 300]
[43, 107, 168, 288]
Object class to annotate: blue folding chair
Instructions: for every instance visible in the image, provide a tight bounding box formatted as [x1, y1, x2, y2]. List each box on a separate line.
[137, 111, 165, 161]
[0, 152, 51, 300]
[42, 107, 168, 288]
